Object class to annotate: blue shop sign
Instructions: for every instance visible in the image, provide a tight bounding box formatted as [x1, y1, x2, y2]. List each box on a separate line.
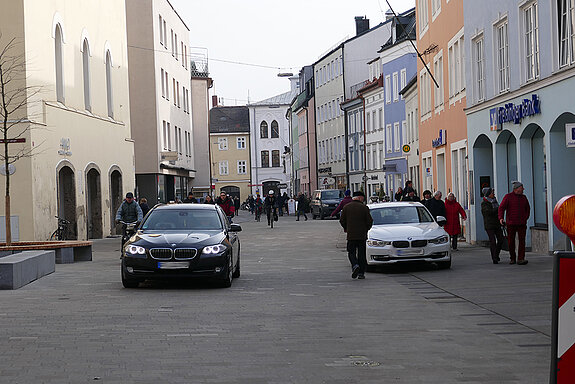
[489, 94, 541, 131]
[432, 129, 447, 148]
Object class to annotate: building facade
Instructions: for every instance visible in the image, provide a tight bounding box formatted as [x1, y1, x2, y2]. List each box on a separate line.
[401, 75, 421, 194]
[0, 0, 135, 240]
[249, 80, 298, 196]
[464, 0, 575, 252]
[209, 106, 251, 200]
[126, 0, 194, 204]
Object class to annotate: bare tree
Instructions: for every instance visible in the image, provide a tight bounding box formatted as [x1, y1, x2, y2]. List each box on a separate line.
[0, 34, 41, 245]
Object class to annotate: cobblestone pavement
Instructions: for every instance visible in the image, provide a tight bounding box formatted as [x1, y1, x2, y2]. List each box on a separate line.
[0, 212, 552, 383]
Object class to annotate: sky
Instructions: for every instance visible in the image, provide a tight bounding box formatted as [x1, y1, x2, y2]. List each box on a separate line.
[169, 0, 415, 106]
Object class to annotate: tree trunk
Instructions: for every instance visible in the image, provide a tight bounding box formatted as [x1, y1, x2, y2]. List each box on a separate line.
[5, 194, 10, 246]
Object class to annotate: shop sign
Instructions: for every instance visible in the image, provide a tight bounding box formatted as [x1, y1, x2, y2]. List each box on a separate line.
[318, 167, 332, 174]
[489, 94, 541, 131]
[566, 123, 575, 148]
[431, 129, 447, 148]
[320, 177, 335, 186]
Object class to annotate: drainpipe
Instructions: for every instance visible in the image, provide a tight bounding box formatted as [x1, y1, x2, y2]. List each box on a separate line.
[362, 95, 367, 194]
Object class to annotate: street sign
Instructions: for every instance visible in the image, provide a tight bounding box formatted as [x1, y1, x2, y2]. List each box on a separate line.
[160, 151, 178, 161]
[0, 138, 25, 144]
[402, 144, 411, 154]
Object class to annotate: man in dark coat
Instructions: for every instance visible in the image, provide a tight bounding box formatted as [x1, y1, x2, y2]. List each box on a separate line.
[481, 187, 503, 264]
[339, 191, 373, 280]
[296, 192, 308, 221]
[498, 181, 530, 265]
[183, 191, 197, 203]
[427, 191, 446, 219]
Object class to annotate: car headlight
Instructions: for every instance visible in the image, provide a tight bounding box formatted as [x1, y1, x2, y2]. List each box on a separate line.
[429, 235, 449, 244]
[202, 244, 226, 254]
[126, 245, 146, 255]
[367, 239, 391, 247]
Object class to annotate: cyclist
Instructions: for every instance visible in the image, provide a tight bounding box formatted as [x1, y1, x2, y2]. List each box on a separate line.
[254, 193, 263, 221]
[115, 192, 143, 247]
[264, 190, 278, 227]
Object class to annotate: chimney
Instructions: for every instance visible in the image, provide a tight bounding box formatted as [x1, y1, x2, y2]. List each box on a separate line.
[289, 76, 300, 93]
[212, 95, 218, 108]
[355, 16, 370, 36]
[385, 9, 394, 21]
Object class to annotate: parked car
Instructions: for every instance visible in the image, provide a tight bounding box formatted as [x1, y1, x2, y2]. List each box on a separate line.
[310, 189, 345, 219]
[366, 202, 451, 269]
[121, 203, 241, 288]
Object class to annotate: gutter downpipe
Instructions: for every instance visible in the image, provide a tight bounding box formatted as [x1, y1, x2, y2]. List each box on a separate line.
[341, 44, 350, 190]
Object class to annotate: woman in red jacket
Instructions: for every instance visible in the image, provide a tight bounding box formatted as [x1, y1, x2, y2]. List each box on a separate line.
[445, 192, 467, 250]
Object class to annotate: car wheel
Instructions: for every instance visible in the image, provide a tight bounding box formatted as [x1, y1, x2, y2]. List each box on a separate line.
[232, 254, 240, 278]
[366, 264, 378, 272]
[219, 255, 233, 288]
[121, 261, 140, 288]
[319, 210, 325, 220]
[437, 260, 451, 269]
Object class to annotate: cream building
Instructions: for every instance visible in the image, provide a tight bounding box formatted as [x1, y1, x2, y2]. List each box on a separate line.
[126, 0, 194, 204]
[209, 106, 251, 200]
[0, 0, 135, 241]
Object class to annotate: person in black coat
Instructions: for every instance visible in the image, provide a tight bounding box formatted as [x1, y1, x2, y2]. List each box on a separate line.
[481, 187, 504, 264]
[427, 191, 446, 219]
[421, 190, 433, 210]
[139, 198, 150, 217]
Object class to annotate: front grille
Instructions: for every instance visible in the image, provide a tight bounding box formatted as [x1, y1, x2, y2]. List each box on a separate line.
[150, 248, 173, 260]
[174, 248, 197, 260]
[411, 240, 428, 247]
[392, 241, 409, 248]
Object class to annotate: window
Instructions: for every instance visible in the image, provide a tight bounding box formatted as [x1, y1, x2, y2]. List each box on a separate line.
[237, 137, 246, 149]
[161, 69, 165, 98]
[386, 124, 392, 153]
[385, 75, 391, 103]
[219, 161, 229, 176]
[378, 108, 383, 129]
[162, 121, 168, 150]
[402, 121, 407, 149]
[165, 71, 169, 100]
[272, 150, 281, 167]
[218, 137, 228, 150]
[159, 15, 164, 45]
[433, 53, 444, 110]
[163, 20, 167, 49]
[496, 21, 510, 92]
[237, 160, 247, 175]
[559, 0, 575, 67]
[166, 122, 171, 150]
[366, 112, 371, 133]
[393, 72, 399, 101]
[260, 121, 269, 138]
[181, 41, 185, 65]
[178, 128, 182, 154]
[174, 126, 179, 153]
[82, 38, 91, 111]
[524, 2, 540, 80]
[105, 51, 113, 118]
[394, 122, 400, 152]
[400, 69, 407, 99]
[171, 29, 174, 56]
[474, 37, 485, 101]
[261, 151, 269, 168]
[54, 24, 65, 103]
[432, 0, 441, 19]
[420, 70, 432, 116]
[448, 32, 465, 98]
[176, 81, 180, 108]
[271, 120, 279, 138]
[418, 0, 429, 35]
[173, 78, 176, 105]
[174, 33, 178, 60]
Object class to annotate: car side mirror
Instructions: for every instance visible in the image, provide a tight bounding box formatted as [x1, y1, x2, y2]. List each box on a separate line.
[229, 223, 242, 232]
[436, 216, 447, 227]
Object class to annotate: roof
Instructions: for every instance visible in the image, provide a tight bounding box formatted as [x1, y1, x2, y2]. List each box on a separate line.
[377, 8, 416, 53]
[209, 106, 250, 133]
[250, 89, 299, 107]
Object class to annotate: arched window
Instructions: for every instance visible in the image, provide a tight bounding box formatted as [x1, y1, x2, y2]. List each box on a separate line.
[82, 38, 91, 111]
[105, 51, 113, 118]
[54, 24, 65, 103]
[271, 120, 279, 138]
[260, 121, 268, 138]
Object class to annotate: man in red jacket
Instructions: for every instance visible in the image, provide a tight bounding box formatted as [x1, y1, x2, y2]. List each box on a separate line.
[498, 181, 530, 265]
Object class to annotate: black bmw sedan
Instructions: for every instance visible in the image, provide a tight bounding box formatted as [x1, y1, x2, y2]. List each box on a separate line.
[121, 203, 241, 288]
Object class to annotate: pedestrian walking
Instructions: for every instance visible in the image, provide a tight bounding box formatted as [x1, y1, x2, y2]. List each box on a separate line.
[204, 195, 215, 204]
[421, 190, 433, 210]
[139, 197, 150, 217]
[183, 191, 197, 203]
[498, 181, 530, 265]
[296, 192, 308, 221]
[248, 195, 255, 214]
[481, 187, 504, 264]
[281, 192, 289, 216]
[339, 191, 373, 280]
[234, 196, 240, 216]
[264, 190, 278, 227]
[401, 190, 420, 202]
[402, 180, 415, 199]
[216, 192, 235, 222]
[444, 192, 467, 250]
[427, 191, 446, 220]
[330, 190, 352, 217]
[394, 187, 403, 202]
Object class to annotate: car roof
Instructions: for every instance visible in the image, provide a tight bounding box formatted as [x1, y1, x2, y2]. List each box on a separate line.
[151, 203, 219, 211]
[368, 202, 424, 209]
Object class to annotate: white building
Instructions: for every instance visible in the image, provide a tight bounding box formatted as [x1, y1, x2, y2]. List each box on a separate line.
[126, 0, 195, 204]
[401, 75, 421, 194]
[249, 79, 299, 196]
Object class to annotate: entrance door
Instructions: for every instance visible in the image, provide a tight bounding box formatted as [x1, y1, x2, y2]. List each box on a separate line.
[262, 181, 280, 197]
[221, 185, 240, 200]
[86, 168, 103, 239]
[110, 170, 122, 236]
[58, 166, 78, 240]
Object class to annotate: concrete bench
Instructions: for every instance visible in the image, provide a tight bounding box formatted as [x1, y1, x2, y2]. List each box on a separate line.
[0, 241, 92, 264]
[0, 250, 55, 289]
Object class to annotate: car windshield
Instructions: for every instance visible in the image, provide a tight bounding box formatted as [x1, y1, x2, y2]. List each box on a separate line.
[370, 206, 434, 225]
[322, 190, 343, 199]
[141, 209, 223, 231]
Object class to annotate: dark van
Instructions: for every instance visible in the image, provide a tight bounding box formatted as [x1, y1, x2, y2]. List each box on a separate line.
[310, 189, 345, 220]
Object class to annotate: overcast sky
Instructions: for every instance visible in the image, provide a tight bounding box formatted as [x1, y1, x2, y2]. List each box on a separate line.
[169, 0, 415, 105]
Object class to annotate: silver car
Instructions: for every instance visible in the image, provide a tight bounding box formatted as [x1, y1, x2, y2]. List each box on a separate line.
[366, 202, 451, 269]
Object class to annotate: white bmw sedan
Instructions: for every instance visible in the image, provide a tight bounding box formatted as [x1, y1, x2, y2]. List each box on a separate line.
[366, 202, 451, 269]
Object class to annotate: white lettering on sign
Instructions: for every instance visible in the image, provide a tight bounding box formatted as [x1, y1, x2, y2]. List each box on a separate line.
[558, 293, 575, 358]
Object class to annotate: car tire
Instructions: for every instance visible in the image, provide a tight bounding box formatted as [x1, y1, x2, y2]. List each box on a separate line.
[319, 210, 325, 220]
[437, 260, 451, 269]
[232, 254, 240, 278]
[121, 261, 140, 288]
[366, 264, 378, 272]
[219, 255, 233, 288]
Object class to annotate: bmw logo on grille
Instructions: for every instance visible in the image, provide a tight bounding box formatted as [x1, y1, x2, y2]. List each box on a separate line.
[171, 244, 176, 247]
[407, 237, 412, 240]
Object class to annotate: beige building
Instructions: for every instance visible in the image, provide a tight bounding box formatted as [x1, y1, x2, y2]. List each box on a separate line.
[209, 107, 251, 200]
[126, 0, 194, 204]
[0, 0, 135, 241]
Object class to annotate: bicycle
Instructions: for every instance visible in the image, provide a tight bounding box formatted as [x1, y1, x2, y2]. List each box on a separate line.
[50, 216, 70, 240]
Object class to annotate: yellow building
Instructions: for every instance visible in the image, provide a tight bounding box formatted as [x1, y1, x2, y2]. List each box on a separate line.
[0, 0, 134, 240]
[209, 106, 251, 200]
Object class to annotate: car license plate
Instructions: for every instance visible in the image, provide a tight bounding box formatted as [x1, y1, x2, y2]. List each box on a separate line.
[396, 249, 424, 256]
[157, 261, 190, 269]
